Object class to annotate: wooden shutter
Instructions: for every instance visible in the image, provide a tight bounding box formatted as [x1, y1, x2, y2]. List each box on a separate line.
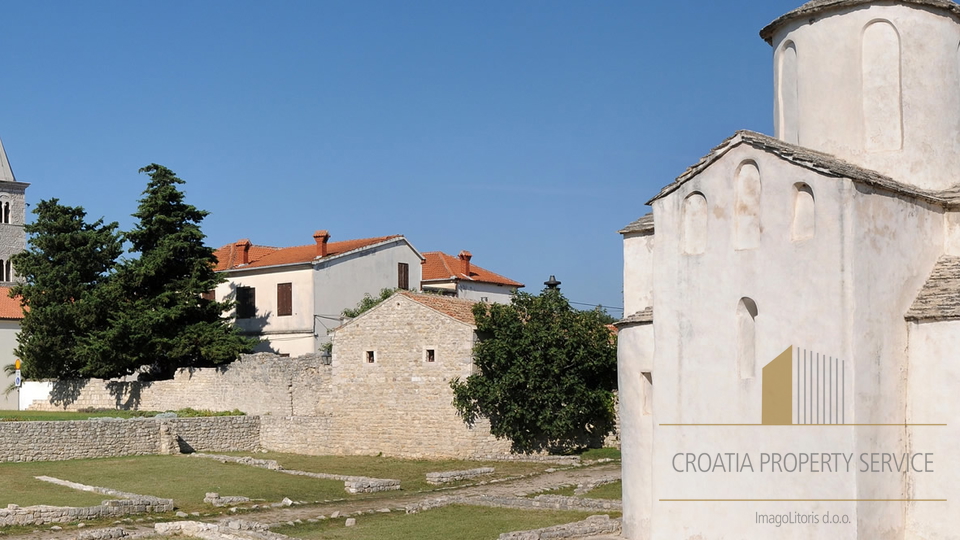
[398, 263, 409, 290]
[277, 283, 292, 316]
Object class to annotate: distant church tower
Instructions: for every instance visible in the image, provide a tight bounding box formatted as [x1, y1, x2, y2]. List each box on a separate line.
[761, 0, 960, 191]
[0, 138, 29, 286]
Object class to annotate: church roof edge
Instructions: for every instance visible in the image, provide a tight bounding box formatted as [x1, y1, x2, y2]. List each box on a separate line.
[646, 130, 960, 208]
[760, 0, 960, 44]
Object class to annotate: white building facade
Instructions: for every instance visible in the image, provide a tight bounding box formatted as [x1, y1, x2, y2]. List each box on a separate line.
[618, 1, 960, 538]
[212, 231, 424, 356]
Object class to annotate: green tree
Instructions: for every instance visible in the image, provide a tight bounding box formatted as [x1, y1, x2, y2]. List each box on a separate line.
[451, 288, 618, 454]
[341, 288, 397, 318]
[80, 164, 254, 379]
[10, 199, 122, 379]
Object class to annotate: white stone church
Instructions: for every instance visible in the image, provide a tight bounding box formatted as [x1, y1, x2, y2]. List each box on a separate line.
[618, 0, 960, 538]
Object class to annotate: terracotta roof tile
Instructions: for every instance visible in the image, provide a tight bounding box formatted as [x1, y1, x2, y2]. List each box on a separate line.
[421, 252, 524, 288]
[400, 291, 477, 325]
[213, 235, 403, 271]
[0, 287, 24, 320]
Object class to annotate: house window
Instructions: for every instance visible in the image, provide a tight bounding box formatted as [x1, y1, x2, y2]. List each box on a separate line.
[425, 348, 436, 363]
[201, 290, 215, 302]
[236, 286, 256, 319]
[277, 282, 292, 316]
[366, 350, 376, 363]
[398, 263, 409, 290]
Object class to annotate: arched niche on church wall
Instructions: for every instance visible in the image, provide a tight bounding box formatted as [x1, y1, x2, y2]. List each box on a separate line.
[862, 20, 902, 153]
[778, 41, 800, 145]
[681, 191, 708, 255]
[792, 183, 816, 241]
[734, 161, 761, 250]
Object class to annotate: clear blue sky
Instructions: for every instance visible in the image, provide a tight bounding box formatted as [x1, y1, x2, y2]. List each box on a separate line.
[0, 0, 805, 316]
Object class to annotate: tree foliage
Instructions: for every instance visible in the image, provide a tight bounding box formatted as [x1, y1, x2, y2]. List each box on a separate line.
[342, 288, 397, 318]
[12, 166, 254, 381]
[10, 200, 122, 379]
[451, 289, 618, 454]
[79, 165, 254, 379]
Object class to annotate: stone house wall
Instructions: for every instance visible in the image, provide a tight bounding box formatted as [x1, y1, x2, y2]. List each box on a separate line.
[324, 294, 512, 458]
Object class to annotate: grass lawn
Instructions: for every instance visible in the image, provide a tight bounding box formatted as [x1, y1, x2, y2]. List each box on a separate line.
[0, 455, 350, 512]
[580, 447, 621, 461]
[582, 480, 621, 500]
[232, 452, 554, 492]
[273, 505, 614, 540]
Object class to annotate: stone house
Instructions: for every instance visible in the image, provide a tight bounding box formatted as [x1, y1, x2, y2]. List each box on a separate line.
[210, 231, 424, 356]
[420, 250, 524, 304]
[618, 1, 960, 538]
[328, 290, 510, 458]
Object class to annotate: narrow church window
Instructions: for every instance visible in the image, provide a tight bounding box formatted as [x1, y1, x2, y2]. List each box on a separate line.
[681, 192, 708, 255]
[2, 202, 9, 224]
[778, 42, 799, 145]
[6, 260, 12, 282]
[862, 21, 902, 152]
[0, 259, 5, 281]
[641, 372, 653, 416]
[734, 161, 761, 250]
[737, 298, 758, 380]
[792, 183, 816, 241]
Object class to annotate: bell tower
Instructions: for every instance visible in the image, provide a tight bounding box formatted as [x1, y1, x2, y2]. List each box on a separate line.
[0, 138, 29, 285]
[761, 0, 960, 191]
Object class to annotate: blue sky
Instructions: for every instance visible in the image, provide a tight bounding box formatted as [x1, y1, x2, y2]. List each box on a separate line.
[0, 0, 805, 316]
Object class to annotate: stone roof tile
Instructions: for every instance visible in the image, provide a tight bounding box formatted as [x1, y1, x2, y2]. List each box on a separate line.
[906, 256, 960, 322]
[760, 0, 960, 44]
[400, 291, 478, 326]
[647, 130, 960, 207]
[619, 213, 654, 236]
[615, 307, 653, 328]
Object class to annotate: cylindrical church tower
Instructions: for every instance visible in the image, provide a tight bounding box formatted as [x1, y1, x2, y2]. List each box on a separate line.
[761, 0, 960, 191]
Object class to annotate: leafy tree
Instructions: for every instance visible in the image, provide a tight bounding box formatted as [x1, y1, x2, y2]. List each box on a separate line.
[342, 288, 397, 318]
[10, 199, 122, 379]
[451, 288, 618, 454]
[80, 164, 254, 379]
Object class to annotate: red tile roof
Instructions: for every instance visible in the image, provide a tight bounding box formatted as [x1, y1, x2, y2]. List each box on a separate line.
[400, 291, 477, 325]
[421, 252, 524, 288]
[0, 287, 24, 320]
[213, 235, 404, 271]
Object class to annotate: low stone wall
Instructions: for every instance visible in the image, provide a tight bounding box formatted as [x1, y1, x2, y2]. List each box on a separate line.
[190, 453, 400, 494]
[498, 515, 621, 540]
[426, 467, 495, 485]
[0, 417, 260, 463]
[466, 494, 622, 512]
[0, 479, 173, 527]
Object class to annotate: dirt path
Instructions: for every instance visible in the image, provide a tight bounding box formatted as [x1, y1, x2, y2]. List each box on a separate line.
[2, 463, 622, 540]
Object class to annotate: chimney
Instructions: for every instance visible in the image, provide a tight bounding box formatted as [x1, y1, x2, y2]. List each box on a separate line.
[235, 239, 252, 266]
[458, 250, 472, 276]
[313, 230, 331, 257]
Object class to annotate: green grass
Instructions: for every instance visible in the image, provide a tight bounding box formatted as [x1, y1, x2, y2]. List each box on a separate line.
[273, 505, 613, 540]
[580, 447, 621, 461]
[0, 455, 349, 512]
[0, 410, 155, 422]
[581, 480, 621, 500]
[233, 452, 553, 492]
[0, 409, 244, 422]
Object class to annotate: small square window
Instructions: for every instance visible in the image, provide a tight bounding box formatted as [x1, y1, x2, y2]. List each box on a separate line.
[366, 350, 376, 363]
[425, 349, 435, 363]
